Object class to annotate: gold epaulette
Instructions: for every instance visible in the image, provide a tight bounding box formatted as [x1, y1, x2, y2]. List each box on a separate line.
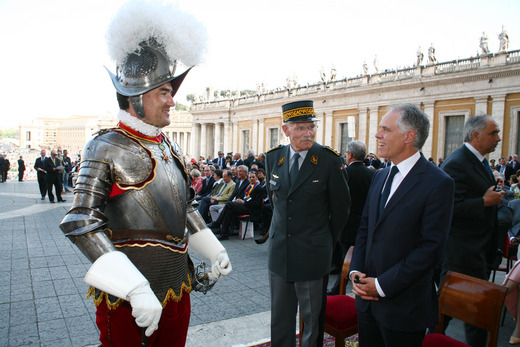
[324, 146, 341, 156]
[266, 145, 283, 153]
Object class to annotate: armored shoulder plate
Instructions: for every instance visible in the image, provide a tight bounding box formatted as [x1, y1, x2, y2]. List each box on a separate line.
[163, 135, 182, 158]
[84, 130, 154, 186]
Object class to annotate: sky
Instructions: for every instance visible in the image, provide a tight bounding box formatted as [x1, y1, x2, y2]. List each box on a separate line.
[0, 0, 518, 129]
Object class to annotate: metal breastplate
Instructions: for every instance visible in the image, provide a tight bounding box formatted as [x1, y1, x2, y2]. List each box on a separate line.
[104, 147, 188, 239]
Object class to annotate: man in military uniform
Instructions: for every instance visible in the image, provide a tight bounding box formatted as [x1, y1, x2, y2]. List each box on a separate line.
[59, 2, 231, 346]
[266, 100, 350, 347]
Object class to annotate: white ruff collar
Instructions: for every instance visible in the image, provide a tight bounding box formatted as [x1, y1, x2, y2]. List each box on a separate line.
[117, 110, 162, 137]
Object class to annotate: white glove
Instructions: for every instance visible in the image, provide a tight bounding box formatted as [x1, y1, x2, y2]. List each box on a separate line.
[84, 251, 163, 337]
[127, 283, 163, 337]
[208, 250, 232, 280]
[189, 228, 233, 279]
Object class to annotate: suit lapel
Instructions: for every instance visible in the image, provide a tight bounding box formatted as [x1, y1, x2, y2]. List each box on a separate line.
[462, 146, 494, 186]
[277, 146, 291, 191]
[376, 157, 427, 227]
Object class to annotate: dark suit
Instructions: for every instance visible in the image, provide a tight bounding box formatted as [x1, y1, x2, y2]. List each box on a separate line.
[441, 145, 498, 279]
[243, 156, 254, 168]
[34, 157, 47, 198]
[18, 159, 25, 181]
[197, 176, 215, 199]
[266, 142, 350, 347]
[252, 160, 265, 169]
[506, 161, 519, 182]
[43, 157, 64, 202]
[363, 157, 381, 169]
[229, 178, 248, 200]
[341, 162, 375, 246]
[441, 145, 498, 346]
[351, 154, 454, 343]
[212, 156, 225, 169]
[217, 182, 266, 237]
[233, 159, 244, 166]
[0, 157, 5, 182]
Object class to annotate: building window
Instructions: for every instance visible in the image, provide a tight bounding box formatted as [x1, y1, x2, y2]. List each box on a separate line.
[444, 115, 464, 158]
[242, 130, 250, 155]
[26, 131, 31, 141]
[338, 116, 356, 156]
[269, 128, 279, 149]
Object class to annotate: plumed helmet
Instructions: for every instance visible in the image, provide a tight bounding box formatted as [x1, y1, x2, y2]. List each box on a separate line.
[105, 0, 207, 117]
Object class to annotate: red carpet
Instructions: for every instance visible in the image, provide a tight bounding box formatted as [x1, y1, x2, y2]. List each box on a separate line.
[247, 333, 359, 347]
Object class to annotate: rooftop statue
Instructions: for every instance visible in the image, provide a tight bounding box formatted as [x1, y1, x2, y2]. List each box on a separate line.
[499, 25, 509, 52]
[416, 46, 424, 66]
[428, 44, 437, 64]
[480, 32, 490, 55]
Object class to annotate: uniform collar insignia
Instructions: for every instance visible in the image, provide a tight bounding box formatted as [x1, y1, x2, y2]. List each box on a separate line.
[278, 156, 285, 166]
[311, 155, 318, 165]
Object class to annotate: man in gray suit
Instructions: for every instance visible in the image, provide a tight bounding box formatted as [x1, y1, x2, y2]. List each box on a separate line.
[265, 100, 350, 347]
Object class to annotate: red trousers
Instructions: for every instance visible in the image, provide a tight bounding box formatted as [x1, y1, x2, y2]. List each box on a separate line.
[95, 293, 191, 347]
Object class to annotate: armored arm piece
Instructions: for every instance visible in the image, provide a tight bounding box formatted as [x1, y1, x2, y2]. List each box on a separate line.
[59, 138, 162, 337]
[186, 193, 232, 279]
[59, 158, 116, 262]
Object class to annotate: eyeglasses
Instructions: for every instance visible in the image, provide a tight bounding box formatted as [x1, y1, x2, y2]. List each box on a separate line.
[291, 125, 318, 133]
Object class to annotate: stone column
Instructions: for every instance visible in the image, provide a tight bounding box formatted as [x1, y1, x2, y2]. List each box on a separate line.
[232, 122, 239, 153]
[200, 123, 207, 157]
[475, 96, 488, 115]
[491, 95, 506, 157]
[323, 112, 333, 147]
[358, 107, 368, 145]
[423, 102, 435, 159]
[367, 107, 379, 154]
[258, 118, 265, 153]
[214, 122, 222, 154]
[190, 123, 198, 158]
[183, 132, 188, 157]
[252, 119, 259, 155]
[224, 120, 232, 154]
[315, 113, 324, 144]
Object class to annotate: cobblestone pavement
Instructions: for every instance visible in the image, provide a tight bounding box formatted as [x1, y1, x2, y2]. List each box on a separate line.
[0, 179, 516, 346]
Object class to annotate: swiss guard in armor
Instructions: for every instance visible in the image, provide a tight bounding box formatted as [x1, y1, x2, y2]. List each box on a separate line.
[59, 1, 232, 346]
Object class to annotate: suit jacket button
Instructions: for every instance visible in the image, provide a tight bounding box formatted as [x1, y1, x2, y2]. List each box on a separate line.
[288, 234, 292, 237]
[288, 217, 292, 220]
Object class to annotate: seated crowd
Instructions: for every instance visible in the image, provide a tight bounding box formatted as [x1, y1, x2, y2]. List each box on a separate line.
[187, 151, 270, 242]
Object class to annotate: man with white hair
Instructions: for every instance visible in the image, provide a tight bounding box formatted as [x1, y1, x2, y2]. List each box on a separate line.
[59, 1, 231, 345]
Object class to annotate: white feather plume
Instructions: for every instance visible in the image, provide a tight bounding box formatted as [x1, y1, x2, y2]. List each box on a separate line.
[106, 0, 207, 68]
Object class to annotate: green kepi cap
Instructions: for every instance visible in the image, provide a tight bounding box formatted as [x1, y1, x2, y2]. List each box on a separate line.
[282, 100, 318, 123]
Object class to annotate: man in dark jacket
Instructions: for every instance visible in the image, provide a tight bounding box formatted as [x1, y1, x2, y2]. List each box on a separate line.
[329, 140, 374, 294]
[266, 100, 350, 347]
[18, 156, 25, 181]
[34, 150, 47, 199]
[43, 150, 66, 203]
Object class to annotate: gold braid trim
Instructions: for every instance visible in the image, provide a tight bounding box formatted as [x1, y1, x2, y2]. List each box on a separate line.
[87, 275, 193, 310]
[114, 242, 188, 254]
[282, 107, 315, 121]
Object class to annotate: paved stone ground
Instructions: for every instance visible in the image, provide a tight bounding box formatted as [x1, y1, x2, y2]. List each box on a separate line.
[0, 179, 516, 346]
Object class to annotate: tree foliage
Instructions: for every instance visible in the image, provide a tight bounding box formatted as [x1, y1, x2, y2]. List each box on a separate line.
[0, 129, 16, 139]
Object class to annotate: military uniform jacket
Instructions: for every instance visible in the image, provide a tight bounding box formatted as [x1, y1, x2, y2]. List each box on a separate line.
[266, 142, 350, 281]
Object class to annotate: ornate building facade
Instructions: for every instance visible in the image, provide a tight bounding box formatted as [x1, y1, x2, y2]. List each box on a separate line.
[18, 110, 192, 157]
[190, 49, 520, 162]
